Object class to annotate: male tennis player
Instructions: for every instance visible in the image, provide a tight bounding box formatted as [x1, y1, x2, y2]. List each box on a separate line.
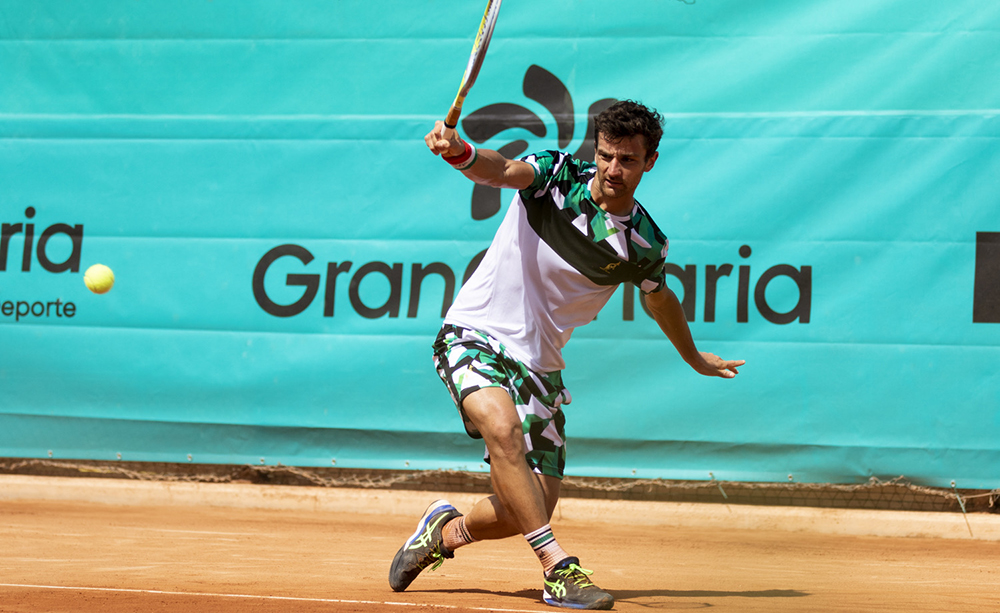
[389, 100, 744, 610]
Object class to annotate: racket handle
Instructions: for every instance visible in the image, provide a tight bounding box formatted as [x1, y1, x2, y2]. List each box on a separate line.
[444, 104, 462, 130]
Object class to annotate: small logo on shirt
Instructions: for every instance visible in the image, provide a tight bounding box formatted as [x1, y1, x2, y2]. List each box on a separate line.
[600, 262, 621, 273]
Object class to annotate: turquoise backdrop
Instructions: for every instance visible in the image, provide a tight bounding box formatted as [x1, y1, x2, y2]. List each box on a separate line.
[1, 1, 998, 487]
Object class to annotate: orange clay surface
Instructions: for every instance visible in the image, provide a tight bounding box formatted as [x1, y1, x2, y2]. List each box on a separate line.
[0, 477, 998, 613]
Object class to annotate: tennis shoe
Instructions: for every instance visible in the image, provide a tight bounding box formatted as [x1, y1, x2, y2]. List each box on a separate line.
[542, 556, 614, 610]
[388, 499, 462, 592]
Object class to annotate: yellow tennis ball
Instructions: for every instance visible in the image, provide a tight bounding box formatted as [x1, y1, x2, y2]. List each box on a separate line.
[84, 263, 115, 294]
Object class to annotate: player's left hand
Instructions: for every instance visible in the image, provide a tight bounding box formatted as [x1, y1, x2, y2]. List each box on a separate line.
[425, 121, 465, 158]
[693, 352, 744, 379]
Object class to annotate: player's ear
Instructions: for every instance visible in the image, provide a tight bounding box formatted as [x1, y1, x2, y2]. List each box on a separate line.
[644, 151, 659, 172]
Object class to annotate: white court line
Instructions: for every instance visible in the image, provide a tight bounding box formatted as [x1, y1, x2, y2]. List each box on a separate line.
[0, 584, 548, 613]
[140, 528, 257, 536]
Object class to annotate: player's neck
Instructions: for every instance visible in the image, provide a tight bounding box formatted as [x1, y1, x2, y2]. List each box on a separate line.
[591, 185, 635, 217]
[589, 175, 638, 216]
[601, 199, 635, 217]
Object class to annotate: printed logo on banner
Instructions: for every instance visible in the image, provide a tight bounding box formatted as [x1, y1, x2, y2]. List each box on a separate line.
[0, 207, 82, 323]
[253, 66, 812, 326]
[974, 232, 1000, 323]
[252, 242, 812, 325]
[461, 65, 616, 221]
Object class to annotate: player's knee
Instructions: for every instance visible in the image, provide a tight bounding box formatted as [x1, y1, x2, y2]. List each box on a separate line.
[484, 422, 527, 463]
[463, 391, 524, 458]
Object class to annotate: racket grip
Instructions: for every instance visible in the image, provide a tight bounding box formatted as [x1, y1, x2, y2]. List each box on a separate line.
[444, 105, 462, 130]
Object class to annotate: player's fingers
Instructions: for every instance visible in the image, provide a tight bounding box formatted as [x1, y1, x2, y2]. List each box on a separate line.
[425, 130, 442, 154]
[708, 359, 741, 378]
[440, 127, 461, 149]
[426, 138, 452, 157]
[432, 123, 458, 151]
[425, 121, 452, 154]
[723, 360, 743, 376]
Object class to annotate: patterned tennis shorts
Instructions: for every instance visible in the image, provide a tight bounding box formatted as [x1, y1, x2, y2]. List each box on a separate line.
[432, 324, 571, 479]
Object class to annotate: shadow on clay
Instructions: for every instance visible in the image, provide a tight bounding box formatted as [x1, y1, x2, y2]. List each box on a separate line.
[616, 588, 810, 599]
[413, 587, 810, 603]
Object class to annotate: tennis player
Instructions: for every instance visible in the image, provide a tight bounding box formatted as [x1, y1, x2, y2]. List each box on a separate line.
[389, 100, 744, 610]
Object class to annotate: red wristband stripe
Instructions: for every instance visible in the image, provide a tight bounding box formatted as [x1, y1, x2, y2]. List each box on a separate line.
[443, 141, 474, 166]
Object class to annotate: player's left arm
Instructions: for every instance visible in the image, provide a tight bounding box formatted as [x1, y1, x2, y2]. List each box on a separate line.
[425, 121, 535, 190]
[644, 286, 745, 378]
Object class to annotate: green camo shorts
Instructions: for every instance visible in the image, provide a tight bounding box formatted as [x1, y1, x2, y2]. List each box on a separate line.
[432, 324, 570, 479]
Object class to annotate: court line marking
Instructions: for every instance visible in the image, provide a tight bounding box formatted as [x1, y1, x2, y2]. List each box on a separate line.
[139, 528, 258, 536]
[0, 584, 548, 613]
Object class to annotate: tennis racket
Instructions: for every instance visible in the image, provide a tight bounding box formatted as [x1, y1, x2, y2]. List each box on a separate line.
[443, 0, 503, 130]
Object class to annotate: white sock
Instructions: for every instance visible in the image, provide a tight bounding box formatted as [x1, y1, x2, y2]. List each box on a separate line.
[524, 524, 570, 575]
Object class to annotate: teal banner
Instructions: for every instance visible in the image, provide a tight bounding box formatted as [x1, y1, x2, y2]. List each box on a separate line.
[1, 1, 998, 488]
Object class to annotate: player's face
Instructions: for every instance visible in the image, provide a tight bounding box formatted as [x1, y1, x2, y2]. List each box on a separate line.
[592, 133, 658, 213]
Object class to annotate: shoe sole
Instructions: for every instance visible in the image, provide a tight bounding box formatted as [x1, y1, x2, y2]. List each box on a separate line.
[543, 590, 614, 610]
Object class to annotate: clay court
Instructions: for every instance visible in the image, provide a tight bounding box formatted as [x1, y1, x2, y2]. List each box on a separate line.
[1, 475, 997, 612]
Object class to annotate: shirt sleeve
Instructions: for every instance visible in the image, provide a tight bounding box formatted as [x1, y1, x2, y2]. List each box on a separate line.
[638, 254, 668, 295]
[519, 151, 560, 195]
[637, 233, 670, 294]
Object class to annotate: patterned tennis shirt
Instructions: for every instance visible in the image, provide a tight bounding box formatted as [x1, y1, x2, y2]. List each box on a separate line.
[445, 150, 669, 373]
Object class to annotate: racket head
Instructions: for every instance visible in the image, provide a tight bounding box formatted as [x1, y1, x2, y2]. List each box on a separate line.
[458, 0, 502, 98]
[445, 0, 502, 128]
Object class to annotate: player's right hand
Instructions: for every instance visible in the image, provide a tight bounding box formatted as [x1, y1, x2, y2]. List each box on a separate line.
[694, 352, 745, 379]
[425, 121, 466, 158]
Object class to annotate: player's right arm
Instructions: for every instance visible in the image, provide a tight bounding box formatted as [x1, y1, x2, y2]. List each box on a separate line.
[425, 121, 535, 190]
[645, 286, 745, 379]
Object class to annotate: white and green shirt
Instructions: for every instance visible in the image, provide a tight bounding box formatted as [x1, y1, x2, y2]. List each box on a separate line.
[445, 150, 669, 372]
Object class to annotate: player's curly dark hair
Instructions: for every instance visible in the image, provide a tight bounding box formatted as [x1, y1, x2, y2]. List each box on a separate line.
[593, 100, 664, 160]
